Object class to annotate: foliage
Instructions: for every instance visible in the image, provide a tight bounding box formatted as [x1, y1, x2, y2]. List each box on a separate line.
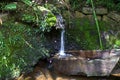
[20, 1, 57, 32]
[0, 0, 61, 79]
[0, 1, 59, 79]
[21, 0, 33, 6]
[4, 3, 17, 10]
[40, 12, 57, 32]
[1, 0, 57, 32]
[0, 22, 49, 79]
[69, 0, 86, 11]
[104, 31, 120, 49]
[21, 14, 36, 23]
[44, 3, 59, 14]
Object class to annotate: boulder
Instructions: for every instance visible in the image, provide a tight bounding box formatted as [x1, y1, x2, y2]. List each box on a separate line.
[102, 15, 120, 30]
[103, 15, 110, 22]
[75, 11, 85, 18]
[103, 15, 116, 25]
[86, 15, 101, 21]
[53, 49, 120, 76]
[96, 8, 108, 15]
[62, 11, 71, 18]
[107, 12, 120, 22]
[82, 7, 108, 15]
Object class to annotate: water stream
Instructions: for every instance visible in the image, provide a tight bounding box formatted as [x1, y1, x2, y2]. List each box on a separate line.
[56, 14, 67, 57]
[56, 14, 72, 57]
[59, 29, 66, 56]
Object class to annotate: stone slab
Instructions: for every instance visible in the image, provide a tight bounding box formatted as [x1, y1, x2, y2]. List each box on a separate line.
[82, 7, 108, 15]
[107, 12, 120, 22]
[53, 49, 120, 76]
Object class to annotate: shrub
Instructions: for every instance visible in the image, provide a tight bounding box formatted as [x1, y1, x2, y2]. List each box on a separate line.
[0, 22, 49, 79]
[1, 0, 57, 32]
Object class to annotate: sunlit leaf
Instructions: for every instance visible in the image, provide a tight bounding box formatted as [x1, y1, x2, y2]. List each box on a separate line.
[4, 3, 17, 10]
[35, 6, 51, 12]
[21, 0, 32, 6]
[115, 40, 120, 46]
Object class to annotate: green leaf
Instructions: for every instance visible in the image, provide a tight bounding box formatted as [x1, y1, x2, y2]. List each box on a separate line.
[21, 14, 35, 23]
[34, 6, 51, 12]
[21, 0, 32, 6]
[115, 40, 120, 46]
[86, 0, 91, 4]
[4, 3, 17, 10]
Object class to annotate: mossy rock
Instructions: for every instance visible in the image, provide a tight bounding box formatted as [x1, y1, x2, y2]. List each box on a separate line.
[66, 18, 112, 50]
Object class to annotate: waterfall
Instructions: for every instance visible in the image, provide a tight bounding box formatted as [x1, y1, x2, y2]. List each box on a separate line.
[59, 29, 66, 56]
[56, 14, 66, 57]
[56, 14, 72, 57]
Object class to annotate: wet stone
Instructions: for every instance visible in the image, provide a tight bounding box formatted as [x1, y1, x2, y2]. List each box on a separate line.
[107, 12, 120, 22]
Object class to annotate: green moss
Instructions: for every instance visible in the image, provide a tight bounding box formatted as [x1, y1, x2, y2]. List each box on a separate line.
[66, 18, 109, 50]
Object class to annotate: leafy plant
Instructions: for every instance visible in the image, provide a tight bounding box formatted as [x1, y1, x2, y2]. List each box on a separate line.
[104, 31, 120, 49]
[21, 14, 36, 23]
[40, 12, 57, 32]
[1, 0, 57, 32]
[0, 0, 61, 79]
[0, 22, 49, 79]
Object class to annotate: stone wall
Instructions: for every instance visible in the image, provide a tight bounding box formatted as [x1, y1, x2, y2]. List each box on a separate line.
[63, 6, 120, 30]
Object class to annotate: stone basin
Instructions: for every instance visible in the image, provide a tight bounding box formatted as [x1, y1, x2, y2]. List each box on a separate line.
[53, 49, 120, 76]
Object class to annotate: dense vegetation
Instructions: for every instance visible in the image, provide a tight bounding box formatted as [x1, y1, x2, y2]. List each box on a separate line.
[0, 0, 57, 79]
[0, 22, 49, 79]
[0, 0, 120, 79]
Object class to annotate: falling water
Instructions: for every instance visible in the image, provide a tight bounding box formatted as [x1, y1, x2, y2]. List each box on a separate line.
[59, 29, 66, 56]
[56, 14, 66, 57]
[56, 14, 72, 57]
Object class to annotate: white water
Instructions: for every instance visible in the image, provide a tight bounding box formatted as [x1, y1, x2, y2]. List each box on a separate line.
[56, 14, 66, 56]
[59, 29, 66, 56]
[57, 14, 72, 57]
